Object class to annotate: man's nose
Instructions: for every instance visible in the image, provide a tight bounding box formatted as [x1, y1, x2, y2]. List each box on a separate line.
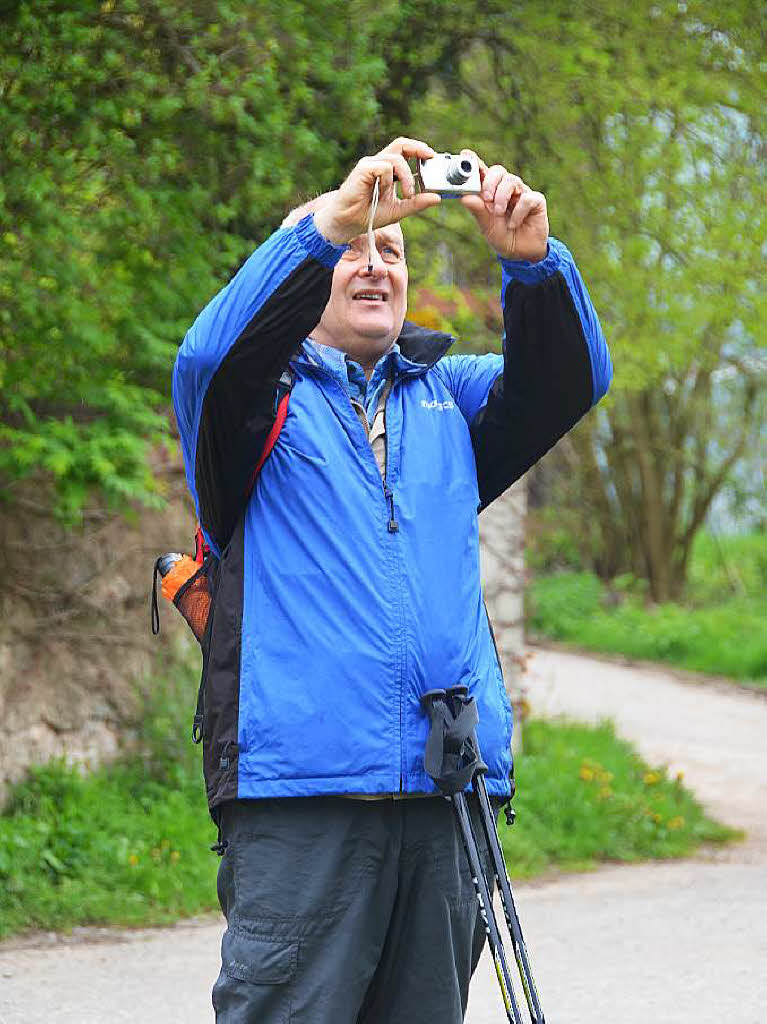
[362, 243, 387, 277]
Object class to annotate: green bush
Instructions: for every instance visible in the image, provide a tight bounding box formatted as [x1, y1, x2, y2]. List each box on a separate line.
[525, 506, 588, 574]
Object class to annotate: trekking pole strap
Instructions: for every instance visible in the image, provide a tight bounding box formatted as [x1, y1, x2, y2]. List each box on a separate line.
[421, 690, 486, 795]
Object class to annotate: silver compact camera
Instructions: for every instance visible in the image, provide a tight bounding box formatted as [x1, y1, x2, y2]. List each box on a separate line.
[418, 152, 481, 195]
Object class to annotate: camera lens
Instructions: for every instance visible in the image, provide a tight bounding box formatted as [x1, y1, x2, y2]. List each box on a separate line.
[446, 155, 472, 186]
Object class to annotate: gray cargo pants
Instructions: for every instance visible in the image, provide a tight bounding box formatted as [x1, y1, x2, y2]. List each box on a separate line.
[212, 794, 497, 1023]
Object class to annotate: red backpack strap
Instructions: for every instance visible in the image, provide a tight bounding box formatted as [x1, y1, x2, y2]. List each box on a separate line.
[245, 367, 294, 498]
[192, 367, 295, 559]
[194, 525, 210, 565]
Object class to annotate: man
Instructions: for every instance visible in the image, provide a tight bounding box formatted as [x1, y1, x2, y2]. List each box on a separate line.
[173, 137, 611, 1022]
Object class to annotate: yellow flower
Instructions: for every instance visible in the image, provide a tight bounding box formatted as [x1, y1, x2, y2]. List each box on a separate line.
[128, 854, 139, 867]
[652, 813, 663, 824]
[668, 816, 685, 829]
[675, 771, 685, 784]
[170, 851, 180, 864]
[643, 772, 661, 786]
[579, 765, 595, 782]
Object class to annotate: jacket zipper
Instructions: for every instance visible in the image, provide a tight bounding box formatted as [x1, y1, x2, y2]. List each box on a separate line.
[300, 358, 411, 792]
[382, 386, 406, 793]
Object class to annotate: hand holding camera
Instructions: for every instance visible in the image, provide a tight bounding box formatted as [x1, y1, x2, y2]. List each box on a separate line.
[459, 152, 549, 262]
[314, 138, 549, 264]
[313, 137, 442, 246]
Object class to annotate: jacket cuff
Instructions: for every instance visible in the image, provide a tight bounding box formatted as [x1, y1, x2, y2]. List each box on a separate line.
[499, 238, 571, 286]
[293, 213, 347, 268]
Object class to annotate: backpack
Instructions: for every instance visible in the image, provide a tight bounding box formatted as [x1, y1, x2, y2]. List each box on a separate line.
[151, 368, 294, 741]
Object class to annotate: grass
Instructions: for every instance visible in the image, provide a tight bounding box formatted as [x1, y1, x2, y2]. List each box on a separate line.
[499, 719, 736, 877]
[0, 665, 219, 941]
[0, 757, 219, 939]
[0, 684, 736, 939]
[527, 531, 767, 685]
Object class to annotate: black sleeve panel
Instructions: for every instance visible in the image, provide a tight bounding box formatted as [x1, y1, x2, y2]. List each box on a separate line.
[471, 271, 594, 511]
[195, 257, 333, 550]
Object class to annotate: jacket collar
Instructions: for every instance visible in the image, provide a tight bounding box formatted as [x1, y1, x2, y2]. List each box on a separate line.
[396, 321, 455, 368]
[296, 322, 455, 377]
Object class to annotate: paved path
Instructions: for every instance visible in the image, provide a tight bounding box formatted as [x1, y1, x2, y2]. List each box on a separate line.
[1, 649, 765, 1022]
[465, 648, 767, 1023]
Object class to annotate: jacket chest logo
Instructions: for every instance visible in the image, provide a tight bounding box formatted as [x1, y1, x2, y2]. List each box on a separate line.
[420, 399, 455, 412]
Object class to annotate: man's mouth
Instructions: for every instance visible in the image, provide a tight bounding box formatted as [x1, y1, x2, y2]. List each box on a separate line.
[352, 291, 388, 302]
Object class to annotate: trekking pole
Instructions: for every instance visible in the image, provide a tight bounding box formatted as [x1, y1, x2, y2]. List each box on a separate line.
[445, 686, 546, 1024]
[421, 690, 524, 1024]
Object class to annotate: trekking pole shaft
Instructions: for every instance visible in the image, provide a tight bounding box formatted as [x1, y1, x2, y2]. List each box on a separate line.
[474, 776, 545, 1023]
[452, 792, 524, 1024]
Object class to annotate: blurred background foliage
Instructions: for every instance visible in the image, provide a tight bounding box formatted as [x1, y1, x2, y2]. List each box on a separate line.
[0, 0, 476, 517]
[0, 0, 763, 605]
[405, 0, 765, 602]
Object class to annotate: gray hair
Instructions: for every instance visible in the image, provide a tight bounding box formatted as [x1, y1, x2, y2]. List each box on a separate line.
[280, 191, 338, 229]
[280, 190, 406, 253]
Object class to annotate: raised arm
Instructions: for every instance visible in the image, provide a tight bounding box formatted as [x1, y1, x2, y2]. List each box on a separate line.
[174, 137, 441, 553]
[436, 154, 611, 509]
[172, 216, 345, 553]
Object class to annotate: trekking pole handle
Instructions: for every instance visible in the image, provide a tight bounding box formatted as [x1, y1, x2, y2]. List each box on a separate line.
[444, 685, 489, 777]
[445, 684, 469, 701]
[421, 688, 447, 706]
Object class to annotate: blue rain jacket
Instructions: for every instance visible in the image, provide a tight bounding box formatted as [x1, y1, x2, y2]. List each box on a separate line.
[173, 214, 611, 808]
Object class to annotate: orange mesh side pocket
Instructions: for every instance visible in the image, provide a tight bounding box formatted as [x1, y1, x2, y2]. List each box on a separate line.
[172, 559, 214, 645]
[161, 555, 200, 602]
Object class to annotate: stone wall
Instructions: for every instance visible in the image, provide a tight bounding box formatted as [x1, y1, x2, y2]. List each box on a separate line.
[0, 456, 196, 807]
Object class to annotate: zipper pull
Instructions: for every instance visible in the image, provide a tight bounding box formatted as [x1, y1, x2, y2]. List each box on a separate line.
[384, 485, 399, 533]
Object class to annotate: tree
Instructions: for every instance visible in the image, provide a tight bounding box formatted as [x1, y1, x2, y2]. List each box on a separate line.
[0, 0, 478, 520]
[404, 0, 764, 600]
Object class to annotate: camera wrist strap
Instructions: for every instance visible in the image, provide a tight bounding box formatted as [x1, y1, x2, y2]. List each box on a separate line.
[366, 177, 379, 274]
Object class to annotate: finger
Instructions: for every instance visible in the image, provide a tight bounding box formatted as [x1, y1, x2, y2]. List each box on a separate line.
[384, 152, 416, 197]
[380, 136, 435, 161]
[493, 173, 523, 216]
[391, 191, 441, 222]
[358, 158, 395, 194]
[460, 194, 492, 231]
[363, 154, 412, 198]
[481, 165, 506, 206]
[460, 148, 489, 178]
[509, 190, 546, 229]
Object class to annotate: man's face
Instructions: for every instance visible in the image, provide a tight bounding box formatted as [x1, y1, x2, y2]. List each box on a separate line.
[312, 225, 408, 369]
